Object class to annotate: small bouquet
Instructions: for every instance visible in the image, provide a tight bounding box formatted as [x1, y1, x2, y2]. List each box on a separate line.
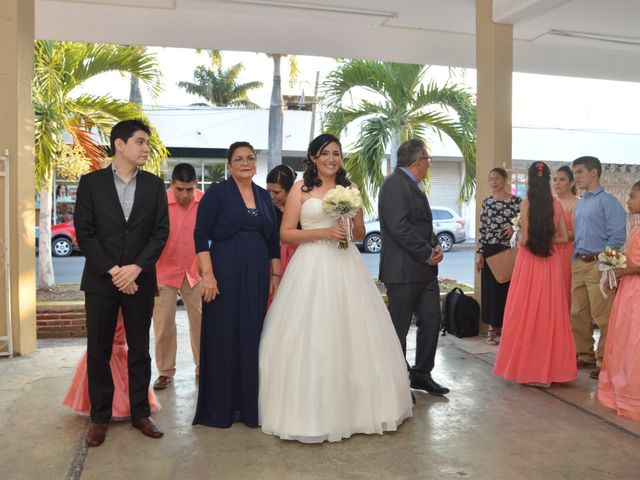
[597, 246, 627, 297]
[322, 185, 363, 249]
[509, 213, 521, 248]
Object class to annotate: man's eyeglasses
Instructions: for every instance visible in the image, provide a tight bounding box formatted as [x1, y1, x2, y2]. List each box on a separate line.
[231, 155, 257, 165]
[419, 155, 432, 162]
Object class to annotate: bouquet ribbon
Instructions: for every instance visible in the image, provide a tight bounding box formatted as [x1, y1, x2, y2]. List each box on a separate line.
[336, 212, 356, 250]
[598, 264, 619, 298]
[510, 226, 520, 249]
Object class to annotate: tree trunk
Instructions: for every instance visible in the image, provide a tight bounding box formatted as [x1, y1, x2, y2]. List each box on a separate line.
[129, 74, 142, 104]
[267, 54, 284, 172]
[38, 177, 55, 289]
[389, 130, 401, 173]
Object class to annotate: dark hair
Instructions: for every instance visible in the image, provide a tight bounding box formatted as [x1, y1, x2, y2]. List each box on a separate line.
[556, 165, 577, 195]
[302, 133, 350, 192]
[633, 180, 640, 191]
[227, 141, 256, 163]
[267, 164, 296, 192]
[526, 162, 555, 258]
[489, 167, 508, 180]
[572, 156, 602, 178]
[397, 139, 428, 167]
[109, 119, 151, 154]
[171, 163, 197, 183]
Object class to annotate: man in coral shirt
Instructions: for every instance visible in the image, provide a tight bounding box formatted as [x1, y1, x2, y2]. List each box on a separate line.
[152, 163, 204, 390]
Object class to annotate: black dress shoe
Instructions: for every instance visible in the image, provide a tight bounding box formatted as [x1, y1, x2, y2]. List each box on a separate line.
[410, 376, 450, 396]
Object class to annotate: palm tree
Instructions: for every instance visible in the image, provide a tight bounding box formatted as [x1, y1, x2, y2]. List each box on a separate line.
[34, 40, 168, 289]
[267, 54, 299, 172]
[322, 60, 477, 212]
[177, 63, 263, 108]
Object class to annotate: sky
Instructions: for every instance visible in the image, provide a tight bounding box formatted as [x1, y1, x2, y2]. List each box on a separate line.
[77, 46, 640, 135]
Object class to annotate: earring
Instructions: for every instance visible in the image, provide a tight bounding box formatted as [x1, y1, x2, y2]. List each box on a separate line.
[312, 163, 317, 175]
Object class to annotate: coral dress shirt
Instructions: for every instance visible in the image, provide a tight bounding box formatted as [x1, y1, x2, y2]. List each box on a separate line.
[156, 187, 204, 288]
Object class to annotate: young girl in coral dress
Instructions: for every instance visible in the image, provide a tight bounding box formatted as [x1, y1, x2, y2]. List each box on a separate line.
[597, 181, 640, 421]
[494, 162, 578, 387]
[552, 166, 579, 307]
[63, 311, 160, 418]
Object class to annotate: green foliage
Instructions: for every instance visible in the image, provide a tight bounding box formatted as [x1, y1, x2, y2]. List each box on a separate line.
[33, 40, 168, 190]
[321, 60, 477, 211]
[178, 63, 263, 108]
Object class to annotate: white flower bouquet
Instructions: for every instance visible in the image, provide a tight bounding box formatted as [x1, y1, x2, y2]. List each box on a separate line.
[598, 246, 627, 297]
[322, 185, 363, 249]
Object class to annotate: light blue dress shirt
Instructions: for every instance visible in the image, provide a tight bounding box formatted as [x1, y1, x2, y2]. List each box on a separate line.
[573, 187, 627, 256]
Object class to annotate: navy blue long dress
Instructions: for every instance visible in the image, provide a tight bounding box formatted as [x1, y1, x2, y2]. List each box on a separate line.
[192, 178, 279, 428]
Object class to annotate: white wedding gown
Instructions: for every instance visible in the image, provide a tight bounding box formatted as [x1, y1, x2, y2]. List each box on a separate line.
[259, 198, 413, 443]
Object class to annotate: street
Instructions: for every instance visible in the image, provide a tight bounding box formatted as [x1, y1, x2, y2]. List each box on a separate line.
[360, 244, 474, 285]
[39, 245, 475, 286]
[36, 254, 86, 285]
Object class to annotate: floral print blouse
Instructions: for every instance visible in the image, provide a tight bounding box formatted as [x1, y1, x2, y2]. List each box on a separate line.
[478, 195, 522, 253]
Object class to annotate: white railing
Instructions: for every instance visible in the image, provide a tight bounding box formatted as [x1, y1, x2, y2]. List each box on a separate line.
[0, 148, 12, 357]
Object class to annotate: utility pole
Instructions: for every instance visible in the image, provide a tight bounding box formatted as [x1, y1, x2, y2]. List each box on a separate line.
[309, 71, 320, 143]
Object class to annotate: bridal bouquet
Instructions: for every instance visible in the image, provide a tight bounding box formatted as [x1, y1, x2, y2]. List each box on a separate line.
[597, 246, 627, 297]
[509, 213, 521, 248]
[322, 185, 363, 249]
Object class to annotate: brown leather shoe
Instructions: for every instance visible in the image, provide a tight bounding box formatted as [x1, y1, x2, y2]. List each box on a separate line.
[131, 417, 164, 439]
[86, 422, 108, 447]
[153, 376, 173, 390]
[589, 367, 601, 379]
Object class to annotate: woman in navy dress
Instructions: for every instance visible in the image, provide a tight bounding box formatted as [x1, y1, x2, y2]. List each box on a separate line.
[193, 141, 281, 428]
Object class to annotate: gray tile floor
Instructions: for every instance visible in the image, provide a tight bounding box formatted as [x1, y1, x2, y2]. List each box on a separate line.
[1, 311, 639, 480]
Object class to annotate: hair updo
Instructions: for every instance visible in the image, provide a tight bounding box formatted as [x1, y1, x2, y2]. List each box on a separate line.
[266, 164, 297, 192]
[556, 165, 577, 195]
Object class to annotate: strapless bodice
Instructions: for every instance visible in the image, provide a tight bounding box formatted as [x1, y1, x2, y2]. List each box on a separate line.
[300, 198, 335, 230]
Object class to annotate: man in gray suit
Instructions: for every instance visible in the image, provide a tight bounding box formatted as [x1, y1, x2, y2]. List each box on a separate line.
[378, 139, 449, 396]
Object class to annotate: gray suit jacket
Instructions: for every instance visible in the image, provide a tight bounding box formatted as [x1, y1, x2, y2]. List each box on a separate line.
[378, 168, 438, 284]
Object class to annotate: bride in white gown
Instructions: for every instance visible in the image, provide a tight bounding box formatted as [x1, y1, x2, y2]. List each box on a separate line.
[259, 134, 413, 443]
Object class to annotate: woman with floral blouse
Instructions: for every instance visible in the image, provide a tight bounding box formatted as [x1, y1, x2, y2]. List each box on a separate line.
[475, 168, 522, 345]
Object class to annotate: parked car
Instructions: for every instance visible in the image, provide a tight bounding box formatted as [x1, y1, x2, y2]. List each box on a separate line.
[357, 206, 466, 253]
[35, 220, 79, 257]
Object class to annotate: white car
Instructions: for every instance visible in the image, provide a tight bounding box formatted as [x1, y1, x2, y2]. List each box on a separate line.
[357, 206, 466, 253]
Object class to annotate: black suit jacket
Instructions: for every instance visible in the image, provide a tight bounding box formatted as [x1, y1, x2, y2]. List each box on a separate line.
[74, 166, 169, 294]
[378, 168, 438, 284]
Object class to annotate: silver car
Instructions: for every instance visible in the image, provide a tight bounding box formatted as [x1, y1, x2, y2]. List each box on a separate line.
[357, 206, 466, 253]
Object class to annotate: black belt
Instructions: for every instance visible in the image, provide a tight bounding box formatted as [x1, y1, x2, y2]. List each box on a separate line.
[577, 254, 598, 262]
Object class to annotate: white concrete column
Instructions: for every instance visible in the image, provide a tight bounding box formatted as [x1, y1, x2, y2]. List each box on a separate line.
[0, 0, 36, 355]
[475, 0, 513, 301]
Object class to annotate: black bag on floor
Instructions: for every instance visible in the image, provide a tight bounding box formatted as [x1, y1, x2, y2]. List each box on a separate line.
[441, 287, 480, 338]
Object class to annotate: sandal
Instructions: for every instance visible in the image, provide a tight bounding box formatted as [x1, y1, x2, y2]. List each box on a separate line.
[485, 330, 498, 345]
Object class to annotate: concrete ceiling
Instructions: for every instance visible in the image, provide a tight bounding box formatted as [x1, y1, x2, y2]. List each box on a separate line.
[35, 0, 640, 81]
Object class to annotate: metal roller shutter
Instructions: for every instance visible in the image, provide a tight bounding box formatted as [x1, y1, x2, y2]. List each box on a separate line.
[427, 160, 461, 213]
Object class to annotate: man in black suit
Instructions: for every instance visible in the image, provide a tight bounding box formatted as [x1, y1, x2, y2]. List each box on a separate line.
[378, 139, 449, 397]
[74, 119, 169, 446]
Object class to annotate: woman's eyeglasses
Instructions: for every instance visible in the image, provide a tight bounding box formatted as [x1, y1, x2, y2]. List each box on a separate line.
[231, 155, 257, 165]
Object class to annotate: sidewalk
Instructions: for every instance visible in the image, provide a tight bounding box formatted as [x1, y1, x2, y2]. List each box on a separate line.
[1, 310, 639, 480]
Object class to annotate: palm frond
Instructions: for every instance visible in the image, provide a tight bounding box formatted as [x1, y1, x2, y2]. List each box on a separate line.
[321, 60, 478, 201]
[177, 63, 262, 108]
[63, 43, 163, 100]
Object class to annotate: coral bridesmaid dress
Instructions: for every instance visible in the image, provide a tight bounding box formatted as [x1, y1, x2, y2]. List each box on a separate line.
[556, 206, 574, 308]
[63, 316, 160, 419]
[494, 199, 577, 384]
[598, 225, 640, 421]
